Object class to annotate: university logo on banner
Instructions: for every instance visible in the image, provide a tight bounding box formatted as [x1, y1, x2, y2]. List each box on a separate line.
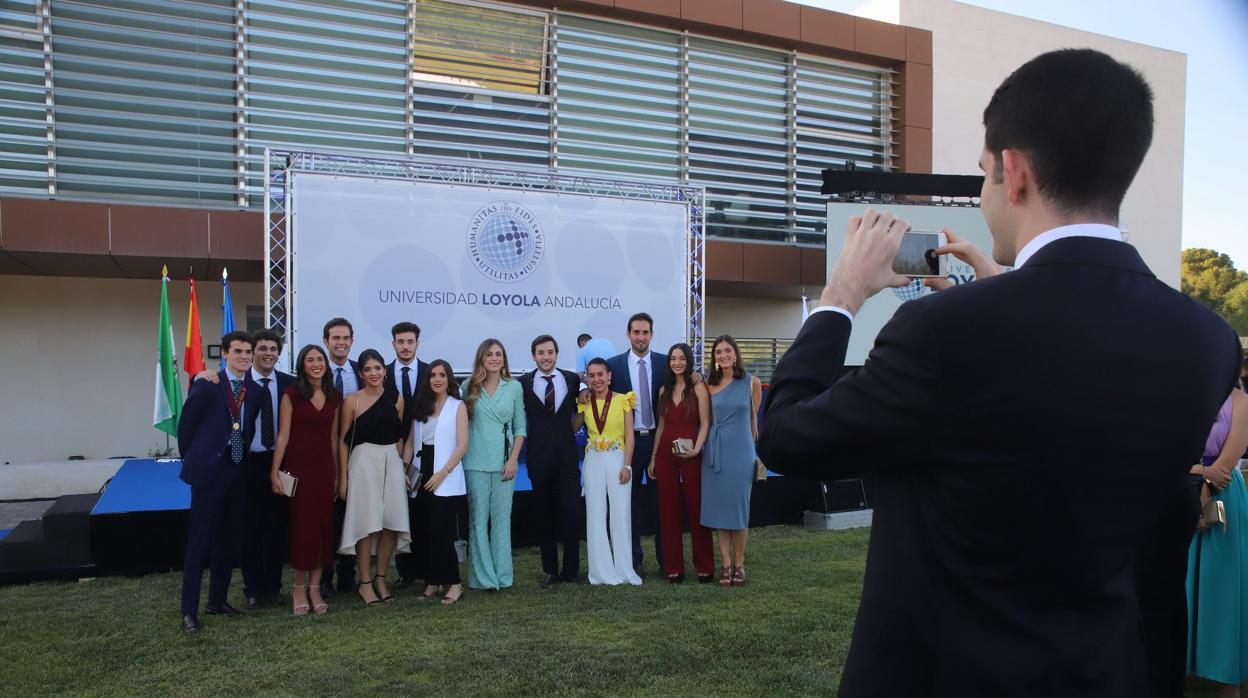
[466, 201, 545, 283]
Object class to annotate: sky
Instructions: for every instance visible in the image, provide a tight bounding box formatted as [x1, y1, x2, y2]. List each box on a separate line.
[793, 0, 1248, 268]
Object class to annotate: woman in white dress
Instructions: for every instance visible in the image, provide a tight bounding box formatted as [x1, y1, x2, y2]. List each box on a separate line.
[337, 349, 410, 605]
[402, 359, 470, 605]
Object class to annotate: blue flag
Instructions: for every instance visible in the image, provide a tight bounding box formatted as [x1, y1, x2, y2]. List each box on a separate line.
[220, 267, 234, 369]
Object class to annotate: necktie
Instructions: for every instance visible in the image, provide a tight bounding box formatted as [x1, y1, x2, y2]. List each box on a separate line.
[229, 379, 245, 463]
[259, 377, 275, 450]
[401, 366, 412, 401]
[543, 374, 556, 412]
[335, 367, 344, 395]
[637, 358, 653, 428]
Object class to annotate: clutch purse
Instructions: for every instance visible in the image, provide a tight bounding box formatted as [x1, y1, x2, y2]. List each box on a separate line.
[406, 459, 424, 497]
[672, 438, 693, 455]
[754, 458, 768, 482]
[1197, 479, 1227, 532]
[277, 470, 298, 498]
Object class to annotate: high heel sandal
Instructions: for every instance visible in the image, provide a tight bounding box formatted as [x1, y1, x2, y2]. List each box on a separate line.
[731, 564, 746, 587]
[309, 585, 329, 615]
[372, 573, 395, 603]
[357, 578, 380, 606]
[718, 565, 733, 587]
[292, 585, 310, 616]
[419, 584, 444, 601]
[441, 584, 465, 606]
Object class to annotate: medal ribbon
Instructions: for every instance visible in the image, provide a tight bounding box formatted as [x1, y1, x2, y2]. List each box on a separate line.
[229, 381, 248, 427]
[590, 390, 613, 437]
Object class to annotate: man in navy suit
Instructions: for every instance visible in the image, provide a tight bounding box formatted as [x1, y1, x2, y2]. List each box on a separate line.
[519, 334, 584, 587]
[321, 317, 360, 596]
[386, 321, 431, 589]
[760, 49, 1239, 696]
[606, 313, 666, 576]
[177, 331, 261, 632]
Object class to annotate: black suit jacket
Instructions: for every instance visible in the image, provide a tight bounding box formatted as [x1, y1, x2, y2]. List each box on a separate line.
[759, 237, 1240, 697]
[518, 368, 582, 467]
[384, 359, 428, 428]
[606, 350, 666, 422]
[178, 369, 263, 488]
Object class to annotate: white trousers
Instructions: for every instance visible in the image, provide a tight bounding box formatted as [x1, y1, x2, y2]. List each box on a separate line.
[583, 449, 642, 585]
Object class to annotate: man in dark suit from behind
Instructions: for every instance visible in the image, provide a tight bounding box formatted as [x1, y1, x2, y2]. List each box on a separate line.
[519, 334, 584, 587]
[177, 331, 261, 632]
[321, 317, 360, 597]
[606, 313, 666, 576]
[759, 49, 1240, 697]
[386, 321, 430, 589]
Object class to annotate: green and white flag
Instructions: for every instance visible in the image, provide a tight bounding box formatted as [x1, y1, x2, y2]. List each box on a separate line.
[154, 265, 182, 436]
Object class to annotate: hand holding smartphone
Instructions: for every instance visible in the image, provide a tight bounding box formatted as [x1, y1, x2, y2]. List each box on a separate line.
[893, 230, 948, 278]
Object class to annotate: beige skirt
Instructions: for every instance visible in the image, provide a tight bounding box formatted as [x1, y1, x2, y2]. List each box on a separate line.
[338, 442, 412, 556]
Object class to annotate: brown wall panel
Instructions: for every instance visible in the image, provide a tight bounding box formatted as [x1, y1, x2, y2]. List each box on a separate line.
[209, 210, 264, 261]
[901, 61, 933, 129]
[742, 0, 801, 42]
[800, 247, 826, 286]
[906, 26, 932, 65]
[1, 198, 109, 254]
[742, 244, 801, 284]
[799, 5, 854, 51]
[110, 204, 210, 258]
[7, 251, 123, 277]
[854, 17, 906, 61]
[682, 0, 741, 30]
[615, 0, 680, 19]
[902, 125, 933, 174]
[706, 239, 744, 281]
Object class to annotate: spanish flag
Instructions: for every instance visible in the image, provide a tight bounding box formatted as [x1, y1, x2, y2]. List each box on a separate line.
[184, 276, 205, 377]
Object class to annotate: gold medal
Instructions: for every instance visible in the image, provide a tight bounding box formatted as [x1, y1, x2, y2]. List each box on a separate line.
[232, 422, 241, 431]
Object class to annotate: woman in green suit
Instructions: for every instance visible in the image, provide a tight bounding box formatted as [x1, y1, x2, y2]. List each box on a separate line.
[463, 338, 527, 590]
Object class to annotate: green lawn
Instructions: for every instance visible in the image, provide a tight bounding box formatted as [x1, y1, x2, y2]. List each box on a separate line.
[0, 526, 869, 697]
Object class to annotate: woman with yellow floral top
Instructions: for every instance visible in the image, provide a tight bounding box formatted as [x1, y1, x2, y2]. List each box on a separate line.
[572, 357, 642, 585]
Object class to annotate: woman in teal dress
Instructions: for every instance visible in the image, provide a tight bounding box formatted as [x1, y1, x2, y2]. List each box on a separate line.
[462, 338, 526, 590]
[701, 335, 762, 587]
[1186, 388, 1248, 697]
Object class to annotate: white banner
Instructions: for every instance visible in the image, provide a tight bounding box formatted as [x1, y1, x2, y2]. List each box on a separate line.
[825, 202, 997, 365]
[291, 174, 690, 373]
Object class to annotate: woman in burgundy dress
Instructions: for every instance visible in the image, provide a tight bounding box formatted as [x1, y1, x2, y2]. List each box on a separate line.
[648, 342, 713, 583]
[271, 344, 341, 615]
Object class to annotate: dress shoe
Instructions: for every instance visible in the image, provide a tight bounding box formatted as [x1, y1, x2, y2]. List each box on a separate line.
[667, 574, 685, 584]
[264, 592, 283, 606]
[559, 572, 580, 584]
[319, 581, 336, 599]
[204, 603, 242, 617]
[392, 575, 415, 590]
[633, 563, 644, 578]
[182, 615, 202, 633]
[245, 595, 262, 611]
[697, 574, 714, 584]
[539, 573, 560, 589]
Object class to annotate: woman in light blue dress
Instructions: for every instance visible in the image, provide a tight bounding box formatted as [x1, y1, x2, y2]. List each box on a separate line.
[1186, 388, 1248, 697]
[701, 335, 762, 587]
[462, 339, 526, 590]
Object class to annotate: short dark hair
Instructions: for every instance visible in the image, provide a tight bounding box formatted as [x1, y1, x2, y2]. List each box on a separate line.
[221, 330, 253, 352]
[576, 333, 592, 346]
[983, 48, 1153, 221]
[627, 312, 653, 332]
[323, 317, 353, 339]
[253, 328, 283, 350]
[586, 357, 610, 373]
[356, 348, 385, 372]
[391, 321, 420, 340]
[531, 334, 558, 355]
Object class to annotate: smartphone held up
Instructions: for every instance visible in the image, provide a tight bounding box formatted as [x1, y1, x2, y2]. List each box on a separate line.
[893, 230, 947, 278]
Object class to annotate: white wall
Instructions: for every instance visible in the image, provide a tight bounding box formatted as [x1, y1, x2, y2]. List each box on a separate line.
[0, 275, 262, 465]
[899, 0, 1187, 286]
[707, 295, 805, 340]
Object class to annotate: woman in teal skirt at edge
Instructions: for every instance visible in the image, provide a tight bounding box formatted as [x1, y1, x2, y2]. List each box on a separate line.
[461, 338, 526, 590]
[1186, 386, 1248, 697]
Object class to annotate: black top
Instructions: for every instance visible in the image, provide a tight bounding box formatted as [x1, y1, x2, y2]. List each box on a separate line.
[759, 237, 1241, 698]
[344, 388, 402, 446]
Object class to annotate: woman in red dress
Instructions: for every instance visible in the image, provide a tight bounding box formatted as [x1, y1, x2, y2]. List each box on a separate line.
[271, 344, 341, 615]
[648, 342, 713, 583]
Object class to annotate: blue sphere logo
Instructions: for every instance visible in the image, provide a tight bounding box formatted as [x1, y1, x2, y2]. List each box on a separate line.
[892, 279, 930, 302]
[467, 201, 544, 282]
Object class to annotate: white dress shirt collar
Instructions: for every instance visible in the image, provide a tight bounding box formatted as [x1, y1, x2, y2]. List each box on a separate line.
[250, 366, 274, 383]
[1014, 223, 1122, 269]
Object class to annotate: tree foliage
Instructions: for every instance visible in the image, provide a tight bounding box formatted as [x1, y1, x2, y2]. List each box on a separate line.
[1181, 248, 1248, 335]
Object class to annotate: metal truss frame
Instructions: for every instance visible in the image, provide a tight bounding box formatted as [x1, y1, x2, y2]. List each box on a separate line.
[264, 148, 707, 366]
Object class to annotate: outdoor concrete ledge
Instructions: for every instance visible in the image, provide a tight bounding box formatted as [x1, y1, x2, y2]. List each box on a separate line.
[804, 509, 873, 530]
[0, 460, 127, 500]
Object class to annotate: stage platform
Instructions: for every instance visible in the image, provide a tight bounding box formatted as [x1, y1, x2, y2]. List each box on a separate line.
[2, 451, 864, 584]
